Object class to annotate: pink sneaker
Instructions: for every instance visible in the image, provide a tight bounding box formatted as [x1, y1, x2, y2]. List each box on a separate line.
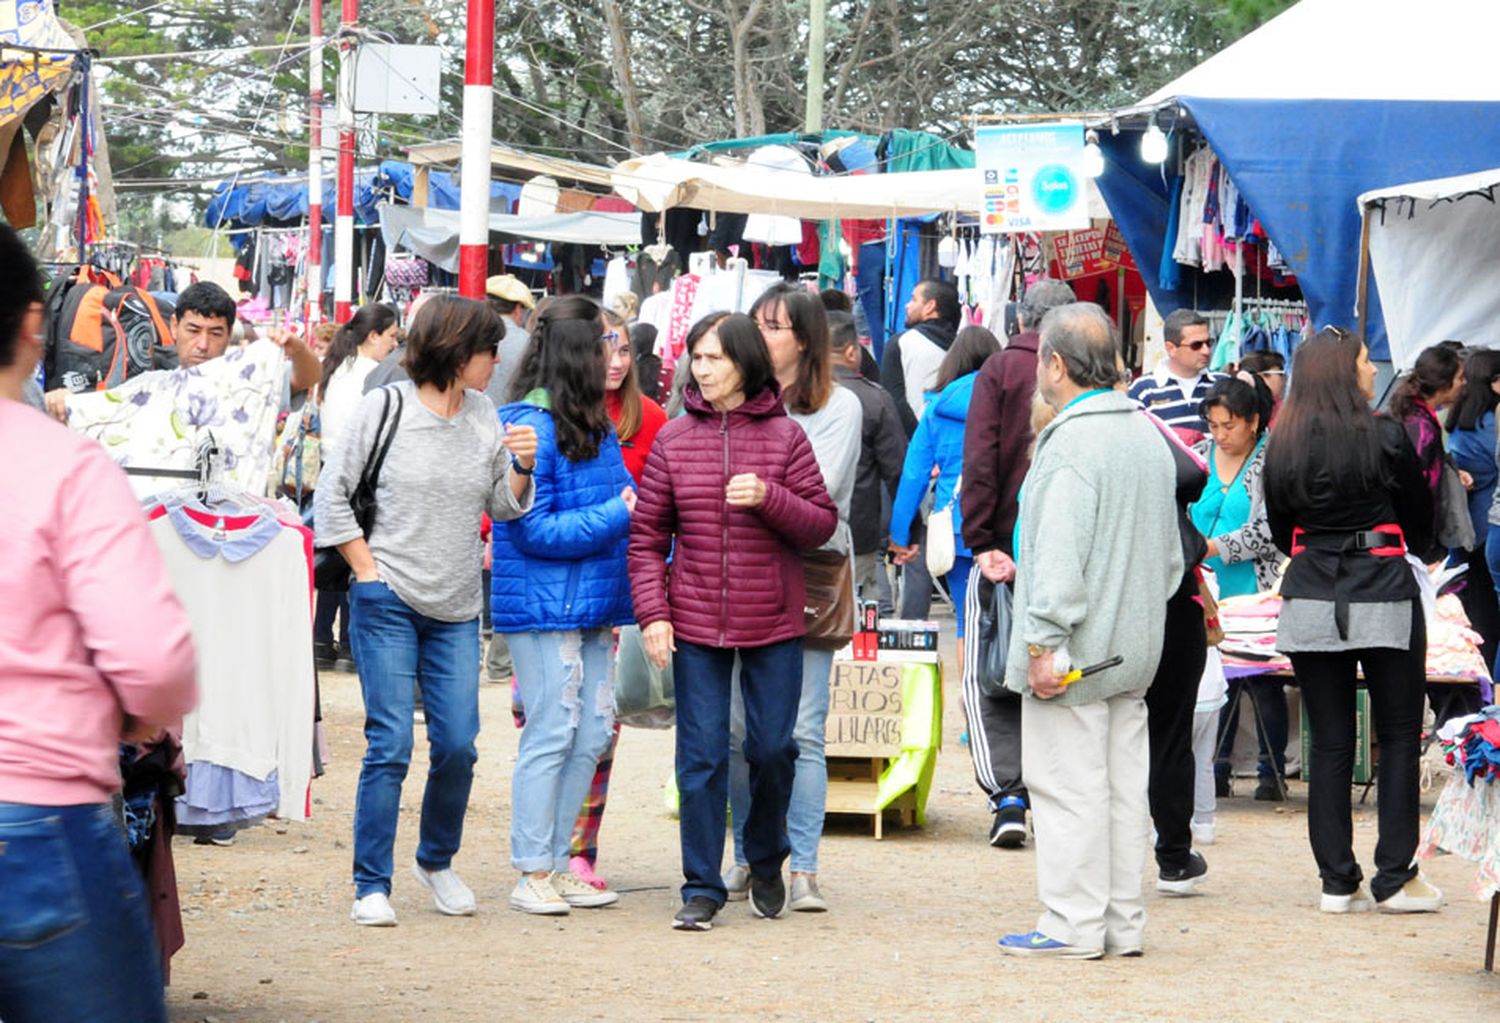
[569, 855, 607, 890]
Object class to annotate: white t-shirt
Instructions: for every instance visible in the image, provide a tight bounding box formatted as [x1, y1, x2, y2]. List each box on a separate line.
[319, 355, 381, 458]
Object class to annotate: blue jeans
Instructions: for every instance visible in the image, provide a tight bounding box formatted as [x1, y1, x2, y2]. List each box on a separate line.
[675, 638, 803, 904]
[0, 802, 166, 1023]
[729, 644, 836, 874]
[347, 580, 481, 897]
[507, 629, 616, 873]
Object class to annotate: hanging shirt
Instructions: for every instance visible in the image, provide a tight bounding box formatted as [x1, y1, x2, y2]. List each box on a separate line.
[147, 507, 314, 820]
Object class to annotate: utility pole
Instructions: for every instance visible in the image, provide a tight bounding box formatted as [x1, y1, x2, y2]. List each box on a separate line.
[334, 0, 357, 324]
[458, 0, 493, 300]
[804, 0, 826, 132]
[307, 0, 323, 325]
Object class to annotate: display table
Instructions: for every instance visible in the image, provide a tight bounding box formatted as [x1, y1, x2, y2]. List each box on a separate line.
[1418, 770, 1500, 971]
[823, 650, 943, 839]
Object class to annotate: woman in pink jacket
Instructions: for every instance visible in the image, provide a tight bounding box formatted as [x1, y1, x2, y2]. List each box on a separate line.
[0, 225, 198, 1022]
[628, 312, 836, 932]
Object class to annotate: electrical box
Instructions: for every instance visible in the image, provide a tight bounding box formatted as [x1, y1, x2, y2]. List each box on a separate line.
[353, 43, 442, 116]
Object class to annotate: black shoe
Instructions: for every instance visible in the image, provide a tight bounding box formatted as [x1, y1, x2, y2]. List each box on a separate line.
[1254, 779, 1286, 802]
[314, 641, 337, 670]
[1156, 850, 1208, 897]
[750, 873, 787, 919]
[335, 657, 357, 674]
[989, 796, 1028, 849]
[1215, 776, 1232, 798]
[673, 896, 719, 931]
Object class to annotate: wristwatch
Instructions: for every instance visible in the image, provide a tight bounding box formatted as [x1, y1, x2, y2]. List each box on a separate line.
[1027, 643, 1052, 659]
[511, 457, 534, 476]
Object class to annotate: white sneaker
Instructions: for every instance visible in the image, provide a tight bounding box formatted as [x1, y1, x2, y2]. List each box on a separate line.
[723, 863, 751, 902]
[550, 870, 620, 908]
[410, 862, 476, 916]
[509, 874, 570, 915]
[1376, 874, 1444, 914]
[350, 892, 397, 926]
[1320, 885, 1374, 914]
[1191, 822, 1216, 846]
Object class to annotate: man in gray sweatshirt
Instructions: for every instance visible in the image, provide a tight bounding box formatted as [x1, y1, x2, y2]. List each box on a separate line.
[997, 303, 1183, 961]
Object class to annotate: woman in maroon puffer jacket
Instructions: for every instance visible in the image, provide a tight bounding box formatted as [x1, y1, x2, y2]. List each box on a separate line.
[628, 312, 836, 932]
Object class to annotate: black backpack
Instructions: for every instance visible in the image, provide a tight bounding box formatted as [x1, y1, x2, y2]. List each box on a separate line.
[42, 265, 177, 393]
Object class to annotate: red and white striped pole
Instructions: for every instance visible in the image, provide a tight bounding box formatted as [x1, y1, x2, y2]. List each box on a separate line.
[334, 0, 358, 324]
[306, 0, 323, 325]
[457, 0, 493, 300]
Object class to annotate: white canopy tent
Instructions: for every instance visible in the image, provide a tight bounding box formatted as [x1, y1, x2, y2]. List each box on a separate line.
[1359, 169, 1500, 369]
[610, 151, 1111, 221]
[1142, 0, 1500, 104]
[611, 153, 980, 219]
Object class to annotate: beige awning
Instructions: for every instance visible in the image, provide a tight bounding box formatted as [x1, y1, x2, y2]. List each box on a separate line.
[404, 140, 616, 189]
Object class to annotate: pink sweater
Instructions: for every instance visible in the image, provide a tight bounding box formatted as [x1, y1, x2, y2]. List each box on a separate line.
[0, 400, 197, 805]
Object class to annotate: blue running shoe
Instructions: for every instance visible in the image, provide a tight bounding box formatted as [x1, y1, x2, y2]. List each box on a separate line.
[997, 931, 1104, 959]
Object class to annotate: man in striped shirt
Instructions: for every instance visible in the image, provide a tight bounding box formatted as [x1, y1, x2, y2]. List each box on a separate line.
[1127, 309, 1222, 435]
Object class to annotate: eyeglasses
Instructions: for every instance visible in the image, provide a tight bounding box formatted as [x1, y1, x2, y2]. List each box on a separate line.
[1175, 339, 1212, 352]
[602, 331, 625, 351]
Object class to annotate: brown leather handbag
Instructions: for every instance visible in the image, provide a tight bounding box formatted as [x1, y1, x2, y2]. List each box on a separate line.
[802, 549, 856, 650]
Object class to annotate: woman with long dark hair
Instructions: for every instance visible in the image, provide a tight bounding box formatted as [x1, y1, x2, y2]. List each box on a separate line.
[888, 325, 1003, 666]
[553, 305, 671, 893]
[493, 295, 638, 915]
[313, 302, 399, 669]
[628, 312, 837, 930]
[316, 296, 536, 927]
[718, 282, 861, 913]
[1446, 348, 1500, 676]
[1262, 328, 1440, 914]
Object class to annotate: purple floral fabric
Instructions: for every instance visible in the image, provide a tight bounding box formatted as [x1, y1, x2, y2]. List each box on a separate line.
[65, 341, 286, 496]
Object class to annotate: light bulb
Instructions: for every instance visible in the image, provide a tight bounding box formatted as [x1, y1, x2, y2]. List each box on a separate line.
[1140, 123, 1168, 164]
[1082, 140, 1104, 178]
[937, 235, 959, 268]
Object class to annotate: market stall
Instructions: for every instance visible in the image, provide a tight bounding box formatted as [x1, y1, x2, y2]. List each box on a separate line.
[1093, 0, 1500, 363]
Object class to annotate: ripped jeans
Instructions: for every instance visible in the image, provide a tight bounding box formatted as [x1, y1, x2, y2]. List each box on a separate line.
[507, 629, 617, 873]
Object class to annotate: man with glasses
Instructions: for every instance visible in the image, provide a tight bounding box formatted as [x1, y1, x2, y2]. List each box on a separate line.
[1128, 309, 1222, 434]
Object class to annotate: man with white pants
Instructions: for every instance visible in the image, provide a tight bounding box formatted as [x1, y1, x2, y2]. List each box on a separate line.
[996, 303, 1182, 959]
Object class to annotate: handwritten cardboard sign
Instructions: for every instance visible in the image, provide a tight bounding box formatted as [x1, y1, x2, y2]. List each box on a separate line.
[825, 661, 904, 757]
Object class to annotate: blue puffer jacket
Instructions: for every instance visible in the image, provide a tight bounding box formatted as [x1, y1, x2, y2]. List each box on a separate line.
[890, 371, 978, 555]
[491, 392, 635, 633]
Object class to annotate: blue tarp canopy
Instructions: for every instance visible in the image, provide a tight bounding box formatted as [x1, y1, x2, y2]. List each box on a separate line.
[1094, 0, 1500, 361]
[204, 160, 522, 243]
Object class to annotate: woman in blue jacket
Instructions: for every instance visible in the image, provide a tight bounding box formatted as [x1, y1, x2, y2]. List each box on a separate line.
[492, 296, 637, 916]
[889, 326, 1001, 663]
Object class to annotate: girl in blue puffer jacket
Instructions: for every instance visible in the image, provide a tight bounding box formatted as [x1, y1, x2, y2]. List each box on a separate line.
[492, 296, 637, 916]
[888, 326, 1001, 661]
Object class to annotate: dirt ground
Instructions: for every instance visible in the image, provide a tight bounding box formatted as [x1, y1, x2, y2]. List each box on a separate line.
[166, 626, 1500, 1023]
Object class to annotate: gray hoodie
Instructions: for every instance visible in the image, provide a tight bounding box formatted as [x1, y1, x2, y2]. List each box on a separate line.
[1004, 390, 1184, 705]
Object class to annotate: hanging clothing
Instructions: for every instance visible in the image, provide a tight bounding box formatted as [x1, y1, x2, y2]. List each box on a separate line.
[145, 502, 316, 822]
[63, 339, 288, 497]
[741, 146, 810, 246]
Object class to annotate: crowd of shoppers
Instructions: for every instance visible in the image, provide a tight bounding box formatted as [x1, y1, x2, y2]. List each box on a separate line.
[8, 195, 1492, 1017]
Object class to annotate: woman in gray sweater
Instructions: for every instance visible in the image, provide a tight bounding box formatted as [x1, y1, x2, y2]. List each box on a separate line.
[316, 297, 536, 927]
